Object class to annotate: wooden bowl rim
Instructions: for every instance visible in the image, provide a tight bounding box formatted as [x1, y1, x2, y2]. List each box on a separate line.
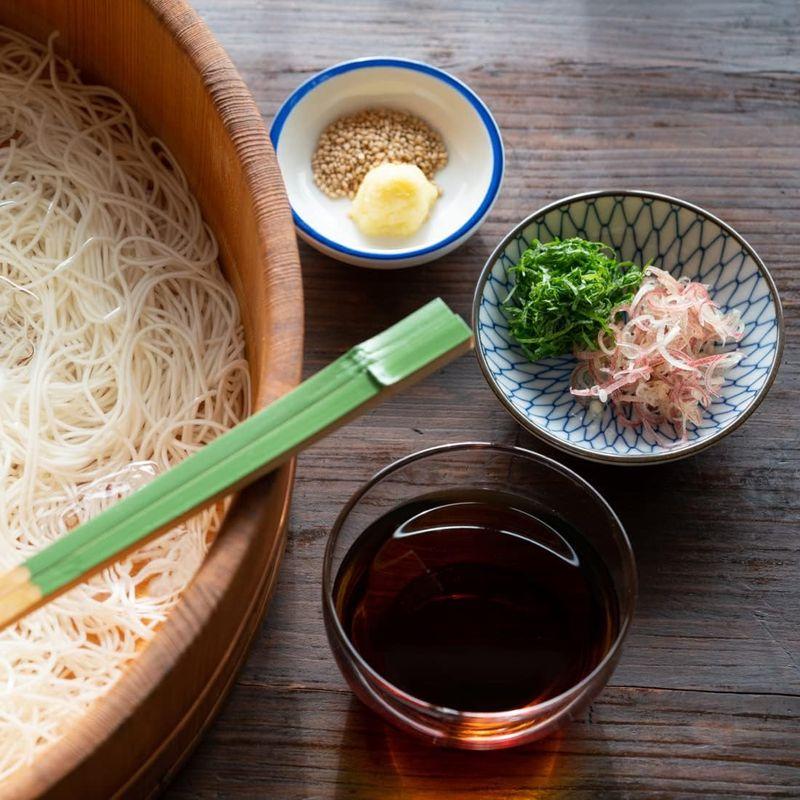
[2, 0, 303, 795]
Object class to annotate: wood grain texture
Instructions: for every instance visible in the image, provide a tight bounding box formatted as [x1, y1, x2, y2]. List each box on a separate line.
[0, 1, 303, 798]
[163, 0, 799, 797]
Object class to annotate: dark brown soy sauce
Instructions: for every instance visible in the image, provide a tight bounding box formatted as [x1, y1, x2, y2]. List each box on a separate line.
[333, 489, 619, 713]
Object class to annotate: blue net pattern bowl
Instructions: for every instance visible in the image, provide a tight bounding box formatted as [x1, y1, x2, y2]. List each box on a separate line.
[473, 191, 784, 465]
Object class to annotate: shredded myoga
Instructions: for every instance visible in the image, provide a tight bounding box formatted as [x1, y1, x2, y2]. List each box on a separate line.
[571, 266, 743, 443]
[0, 27, 249, 777]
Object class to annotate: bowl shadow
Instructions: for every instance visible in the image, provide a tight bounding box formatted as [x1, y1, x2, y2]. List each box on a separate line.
[332, 696, 617, 799]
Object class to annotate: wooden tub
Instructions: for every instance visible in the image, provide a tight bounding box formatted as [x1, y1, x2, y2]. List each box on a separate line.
[0, 1, 303, 797]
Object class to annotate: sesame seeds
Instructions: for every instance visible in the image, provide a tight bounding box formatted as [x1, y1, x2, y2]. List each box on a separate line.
[311, 108, 448, 199]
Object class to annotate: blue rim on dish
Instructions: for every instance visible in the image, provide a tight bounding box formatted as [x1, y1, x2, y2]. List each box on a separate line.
[270, 57, 505, 261]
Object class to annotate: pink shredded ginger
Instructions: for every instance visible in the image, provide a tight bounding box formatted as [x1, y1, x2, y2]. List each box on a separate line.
[570, 266, 744, 441]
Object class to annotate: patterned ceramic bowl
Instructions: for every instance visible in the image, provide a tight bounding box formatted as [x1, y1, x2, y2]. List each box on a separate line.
[473, 191, 784, 465]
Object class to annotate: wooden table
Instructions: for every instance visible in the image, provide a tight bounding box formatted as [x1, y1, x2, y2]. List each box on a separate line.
[168, 2, 800, 797]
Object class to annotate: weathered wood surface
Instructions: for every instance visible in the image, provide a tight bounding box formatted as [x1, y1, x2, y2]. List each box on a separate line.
[170, 1, 800, 797]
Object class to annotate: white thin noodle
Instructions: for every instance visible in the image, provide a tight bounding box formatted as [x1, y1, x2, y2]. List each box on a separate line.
[0, 27, 250, 778]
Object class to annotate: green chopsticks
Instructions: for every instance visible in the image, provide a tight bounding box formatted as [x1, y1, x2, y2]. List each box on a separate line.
[0, 298, 473, 630]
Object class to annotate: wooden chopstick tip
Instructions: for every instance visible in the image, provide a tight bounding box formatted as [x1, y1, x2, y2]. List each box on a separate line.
[0, 567, 41, 630]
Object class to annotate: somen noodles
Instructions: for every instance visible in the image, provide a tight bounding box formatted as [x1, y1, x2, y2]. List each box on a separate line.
[0, 27, 249, 776]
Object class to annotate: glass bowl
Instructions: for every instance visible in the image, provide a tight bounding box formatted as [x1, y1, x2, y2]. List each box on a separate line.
[322, 442, 637, 749]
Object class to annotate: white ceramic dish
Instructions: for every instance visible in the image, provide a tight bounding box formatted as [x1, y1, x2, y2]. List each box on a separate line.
[270, 58, 504, 268]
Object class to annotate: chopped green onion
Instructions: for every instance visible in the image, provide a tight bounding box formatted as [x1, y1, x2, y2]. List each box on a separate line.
[503, 238, 644, 359]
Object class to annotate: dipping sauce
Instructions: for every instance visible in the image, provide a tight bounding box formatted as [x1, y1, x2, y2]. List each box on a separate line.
[333, 489, 619, 712]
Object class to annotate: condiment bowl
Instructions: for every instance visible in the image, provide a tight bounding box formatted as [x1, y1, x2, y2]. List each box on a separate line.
[271, 58, 504, 268]
[473, 190, 784, 465]
[322, 443, 636, 749]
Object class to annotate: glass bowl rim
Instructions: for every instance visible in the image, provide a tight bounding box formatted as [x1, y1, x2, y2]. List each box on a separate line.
[321, 440, 638, 721]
